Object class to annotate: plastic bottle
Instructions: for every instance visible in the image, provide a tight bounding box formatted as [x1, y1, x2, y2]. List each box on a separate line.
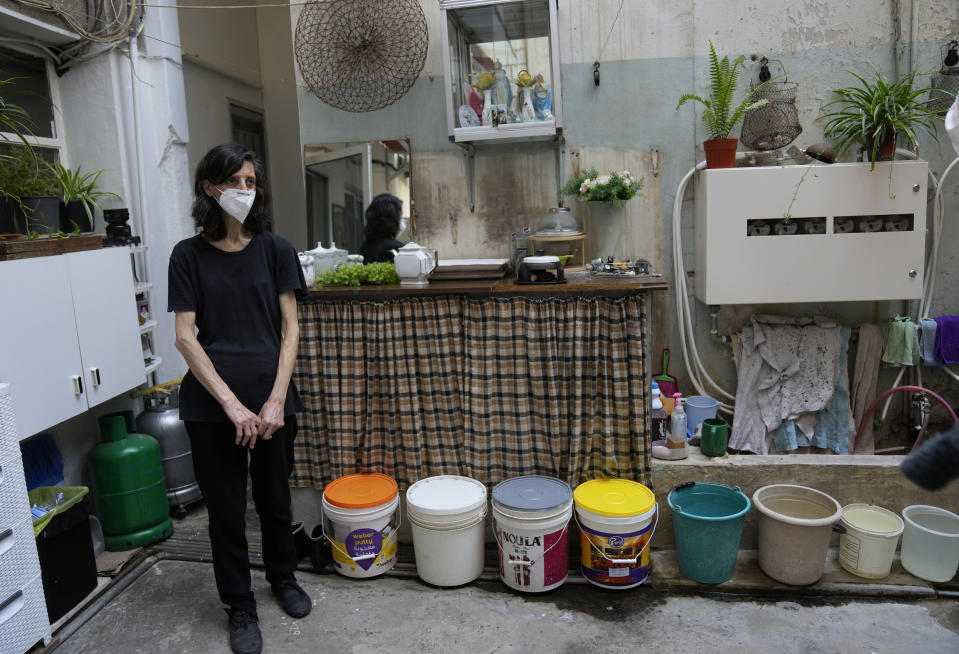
[651, 381, 663, 411]
[668, 394, 687, 449]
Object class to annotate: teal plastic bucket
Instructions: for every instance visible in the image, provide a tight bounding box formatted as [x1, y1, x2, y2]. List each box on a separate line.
[667, 482, 750, 584]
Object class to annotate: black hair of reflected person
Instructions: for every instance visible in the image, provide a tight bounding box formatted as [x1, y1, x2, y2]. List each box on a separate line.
[362, 193, 403, 243]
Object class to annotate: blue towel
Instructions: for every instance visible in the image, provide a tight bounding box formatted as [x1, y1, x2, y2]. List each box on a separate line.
[935, 316, 959, 365]
[19, 433, 64, 490]
[772, 327, 851, 454]
[919, 319, 940, 365]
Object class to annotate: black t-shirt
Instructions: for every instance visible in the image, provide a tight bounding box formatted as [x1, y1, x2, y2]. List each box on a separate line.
[358, 237, 405, 263]
[167, 231, 308, 422]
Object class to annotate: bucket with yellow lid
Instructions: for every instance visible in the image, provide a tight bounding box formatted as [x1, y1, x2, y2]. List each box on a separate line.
[573, 478, 658, 589]
[322, 473, 400, 579]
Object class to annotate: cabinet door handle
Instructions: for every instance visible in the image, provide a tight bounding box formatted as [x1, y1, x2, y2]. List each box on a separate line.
[72, 375, 84, 395]
[90, 367, 101, 387]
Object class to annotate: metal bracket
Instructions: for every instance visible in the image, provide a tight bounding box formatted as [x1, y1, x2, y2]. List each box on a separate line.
[457, 143, 476, 213]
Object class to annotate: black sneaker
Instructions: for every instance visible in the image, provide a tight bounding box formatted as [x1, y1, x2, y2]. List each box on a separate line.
[271, 579, 312, 618]
[226, 608, 262, 654]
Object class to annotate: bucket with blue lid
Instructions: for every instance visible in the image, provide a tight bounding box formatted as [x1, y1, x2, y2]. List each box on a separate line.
[492, 475, 573, 592]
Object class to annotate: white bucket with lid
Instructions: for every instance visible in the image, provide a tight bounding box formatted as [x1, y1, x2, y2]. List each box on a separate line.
[322, 473, 400, 579]
[838, 503, 904, 579]
[492, 475, 573, 593]
[406, 475, 488, 587]
[900, 505, 959, 583]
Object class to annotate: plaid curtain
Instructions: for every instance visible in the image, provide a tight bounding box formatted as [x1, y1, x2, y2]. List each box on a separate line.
[292, 294, 649, 491]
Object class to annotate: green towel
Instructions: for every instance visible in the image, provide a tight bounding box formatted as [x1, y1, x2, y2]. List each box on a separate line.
[881, 316, 919, 366]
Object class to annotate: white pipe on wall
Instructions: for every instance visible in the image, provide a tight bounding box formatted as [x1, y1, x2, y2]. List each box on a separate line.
[129, 31, 151, 287]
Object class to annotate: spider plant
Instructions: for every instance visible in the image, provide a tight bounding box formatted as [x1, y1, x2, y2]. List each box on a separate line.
[0, 76, 38, 161]
[676, 41, 771, 141]
[49, 161, 122, 228]
[821, 69, 945, 168]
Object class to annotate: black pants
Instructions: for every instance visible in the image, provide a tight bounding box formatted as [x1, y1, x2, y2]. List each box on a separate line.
[186, 416, 299, 616]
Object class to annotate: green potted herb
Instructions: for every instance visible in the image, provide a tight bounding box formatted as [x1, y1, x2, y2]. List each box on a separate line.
[676, 41, 771, 168]
[821, 69, 946, 168]
[0, 146, 59, 237]
[51, 162, 122, 233]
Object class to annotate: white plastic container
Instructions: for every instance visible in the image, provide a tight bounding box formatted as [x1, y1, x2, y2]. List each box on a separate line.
[406, 475, 488, 587]
[900, 505, 959, 583]
[838, 503, 904, 579]
[492, 476, 573, 593]
[322, 473, 400, 579]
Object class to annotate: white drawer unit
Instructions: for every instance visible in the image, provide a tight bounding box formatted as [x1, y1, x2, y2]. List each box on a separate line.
[0, 575, 48, 654]
[0, 385, 50, 653]
[693, 161, 927, 304]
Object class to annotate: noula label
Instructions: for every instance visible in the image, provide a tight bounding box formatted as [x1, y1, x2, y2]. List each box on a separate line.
[579, 523, 651, 587]
[496, 525, 569, 591]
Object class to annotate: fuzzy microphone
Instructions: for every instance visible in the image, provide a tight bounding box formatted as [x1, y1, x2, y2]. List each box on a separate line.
[901, 424, 959, 491]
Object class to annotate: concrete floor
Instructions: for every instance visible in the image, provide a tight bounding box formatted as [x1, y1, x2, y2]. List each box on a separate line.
[50, 559, 959, 654]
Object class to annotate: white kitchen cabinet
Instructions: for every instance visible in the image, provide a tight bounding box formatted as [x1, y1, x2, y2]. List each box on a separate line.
[0, 247, 144, 439]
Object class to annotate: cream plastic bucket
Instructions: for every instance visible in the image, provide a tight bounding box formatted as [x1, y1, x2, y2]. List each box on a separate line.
[838, 503, 904, 579]
[406, 475, 488, 587]
[322, 473, 400, 579]
[753, 484, 842, 585]
[900, 505, 959, 583]
[492, 476, 573, 593]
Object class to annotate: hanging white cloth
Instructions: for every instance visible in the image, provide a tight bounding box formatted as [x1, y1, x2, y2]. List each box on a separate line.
[730, 315, 843, 454]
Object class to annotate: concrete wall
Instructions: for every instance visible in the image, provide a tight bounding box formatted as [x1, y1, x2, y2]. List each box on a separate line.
[290, 0, 959, 439]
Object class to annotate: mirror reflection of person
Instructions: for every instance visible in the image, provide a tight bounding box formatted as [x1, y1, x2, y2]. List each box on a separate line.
[357, 193, 406, 263]
[167, 143, 310, 654]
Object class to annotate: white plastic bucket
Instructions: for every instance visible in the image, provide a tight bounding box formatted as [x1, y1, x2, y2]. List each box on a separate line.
[406, 475, 488, 587]
[573, 479, 658, 589]
[838, 503, 904, 579]
[900, 505, 959, 583]
[322, 474, 400, 579]
[492, 476, 573, 593]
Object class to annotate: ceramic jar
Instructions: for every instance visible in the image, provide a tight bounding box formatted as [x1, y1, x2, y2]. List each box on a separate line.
[304, 241, 348, 275]
[393, 242, 437, 286]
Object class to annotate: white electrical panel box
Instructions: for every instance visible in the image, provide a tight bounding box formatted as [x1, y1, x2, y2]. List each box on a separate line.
[693, 161, 927, 304]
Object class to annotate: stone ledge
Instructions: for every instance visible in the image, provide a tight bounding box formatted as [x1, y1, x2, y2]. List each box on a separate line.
[650, 548, 941, 599]
[649, 449, 959, 551]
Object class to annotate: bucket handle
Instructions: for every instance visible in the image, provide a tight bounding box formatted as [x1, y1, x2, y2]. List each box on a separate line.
[832, 522, 847, 535]
[321, 500, 403, 564]
[670, 483, 743, 515]
[573, 503, 659, 565]
[490, 515, 572, 569]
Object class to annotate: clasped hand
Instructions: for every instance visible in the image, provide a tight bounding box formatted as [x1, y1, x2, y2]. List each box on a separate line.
[225, 397, 285, 449]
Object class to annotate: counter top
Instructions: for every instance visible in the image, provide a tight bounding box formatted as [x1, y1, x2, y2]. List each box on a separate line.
[305, 272, 668, 299]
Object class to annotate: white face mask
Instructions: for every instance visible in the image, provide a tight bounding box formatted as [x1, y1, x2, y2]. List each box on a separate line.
[214, 186, 256, 223]
[398, 218, 408, 236]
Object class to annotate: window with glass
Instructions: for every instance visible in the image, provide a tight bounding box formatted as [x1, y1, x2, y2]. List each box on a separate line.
[441, 0, 561, 140]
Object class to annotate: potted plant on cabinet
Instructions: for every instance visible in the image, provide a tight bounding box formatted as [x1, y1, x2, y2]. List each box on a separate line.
[676, 41, 771, 168]
[0, 76, 38, 236]
[820, 69, 946, 168]
[0, 145, 60, 237]
[51, 161, 122, 233]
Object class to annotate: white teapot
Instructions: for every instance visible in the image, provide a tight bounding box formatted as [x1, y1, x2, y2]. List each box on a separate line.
[304, 241, 348, 275]
[393, 242, 437, 286]
[297, 253, 315, 286]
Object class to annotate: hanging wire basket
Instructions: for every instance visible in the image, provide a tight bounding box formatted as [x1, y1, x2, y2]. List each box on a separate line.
[740, 81, 803, 151]
[294, 0, 429, 113]
[928, 68, 959, 115]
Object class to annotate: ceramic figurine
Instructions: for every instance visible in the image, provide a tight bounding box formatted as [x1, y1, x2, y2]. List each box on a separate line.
[532, 74, 554, 120]
[493, 62, 512, 111]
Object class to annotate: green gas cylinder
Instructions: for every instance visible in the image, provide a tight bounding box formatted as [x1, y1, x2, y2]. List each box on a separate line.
[88, 411, 173, 551]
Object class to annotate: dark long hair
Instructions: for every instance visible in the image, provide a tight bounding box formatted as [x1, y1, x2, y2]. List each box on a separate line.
[191, 143, 270, 240]
[362, 193, 403, 243]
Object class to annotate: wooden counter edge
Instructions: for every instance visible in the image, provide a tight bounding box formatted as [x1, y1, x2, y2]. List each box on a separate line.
[305, 273, 669, 299]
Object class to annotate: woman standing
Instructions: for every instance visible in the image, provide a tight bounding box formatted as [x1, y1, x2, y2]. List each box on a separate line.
[168, 144, 309, 654]
[357, 192, 406, 263]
